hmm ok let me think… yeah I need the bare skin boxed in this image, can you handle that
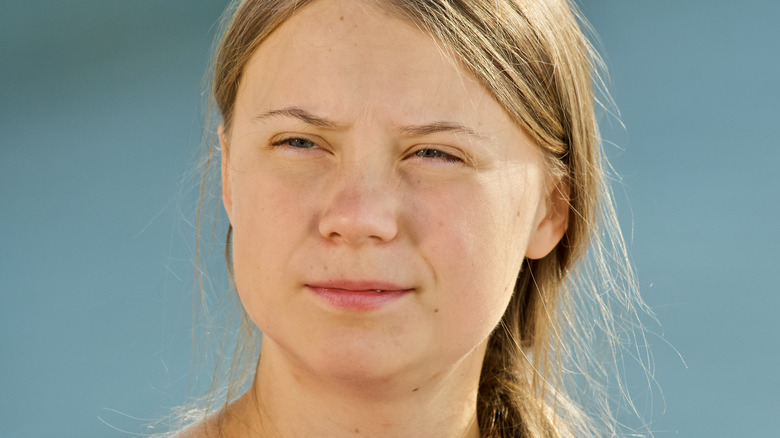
[181,0,568,437]
[185,340,484,438]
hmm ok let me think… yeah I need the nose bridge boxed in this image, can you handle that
[318,150,399,244]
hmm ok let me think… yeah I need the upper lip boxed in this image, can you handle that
[306,280,413,292]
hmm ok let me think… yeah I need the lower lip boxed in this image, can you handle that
[307,286,411,311]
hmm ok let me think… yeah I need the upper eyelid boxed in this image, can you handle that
[272,136,318,146]
[408,144,476,167]
[411,147,460,160]
[268,133,475,164]
[270,133,326,147]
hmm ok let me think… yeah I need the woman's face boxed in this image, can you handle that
[221,0,566,386]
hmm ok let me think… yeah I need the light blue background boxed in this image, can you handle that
[1,1,778,436]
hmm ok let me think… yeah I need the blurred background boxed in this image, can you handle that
[1,0,778,436]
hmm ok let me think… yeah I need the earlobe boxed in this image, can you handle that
[525,181,570,260]
[219,125,233,223]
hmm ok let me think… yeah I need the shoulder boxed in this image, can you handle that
[168,417,219,438]
[166,391,256,438]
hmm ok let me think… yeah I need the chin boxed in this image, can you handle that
[297,334,430,393]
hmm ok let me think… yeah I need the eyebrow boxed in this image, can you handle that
[253,106,488,141]
[397,121,488,142]
[254,106,343,128]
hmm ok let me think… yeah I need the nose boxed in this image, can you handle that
[317,161,399,245]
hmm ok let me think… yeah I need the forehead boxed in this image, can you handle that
[235,0,516,132]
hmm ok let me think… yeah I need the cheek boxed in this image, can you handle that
[229,171,316,328]
[416,173,537,275]
[409,179,535,342]
[231,159,323,250]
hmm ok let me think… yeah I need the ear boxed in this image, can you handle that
[219,125,234,224]
[525,180,569,260]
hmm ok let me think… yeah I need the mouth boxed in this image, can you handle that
[305,281,413,311]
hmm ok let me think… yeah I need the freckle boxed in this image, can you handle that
[434,308,439,313]
[412,387,420,392]
[438,220,443,227]
[339,16,344,21]
[354,428,359,433]
[323,265,328,271]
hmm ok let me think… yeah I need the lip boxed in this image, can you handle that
[306,280,413,311]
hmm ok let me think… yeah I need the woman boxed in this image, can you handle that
[172,0,652,436]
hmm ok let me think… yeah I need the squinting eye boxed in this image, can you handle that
[273,137,319,149]
[413,148,461,162]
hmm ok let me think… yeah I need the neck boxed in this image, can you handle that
[226,338,485,438]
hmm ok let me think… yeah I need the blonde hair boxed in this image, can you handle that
[176,0,655,436]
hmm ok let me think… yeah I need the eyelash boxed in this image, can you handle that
[271,136,320,150]
[270,136,463,165]
[411,148,462,163]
